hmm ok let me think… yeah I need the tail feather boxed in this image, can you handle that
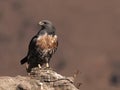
[20,56,28,65]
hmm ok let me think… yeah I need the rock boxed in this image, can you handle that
[0,68,79,90]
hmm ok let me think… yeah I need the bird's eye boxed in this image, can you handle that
[43,22,47,24]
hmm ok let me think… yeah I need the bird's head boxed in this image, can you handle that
[38,20,56,35]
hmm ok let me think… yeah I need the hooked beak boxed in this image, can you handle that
[38,21,44,26]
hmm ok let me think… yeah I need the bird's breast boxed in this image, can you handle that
[36,34,58,51]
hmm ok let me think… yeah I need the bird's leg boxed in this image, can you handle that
[25,63,29,69]
[38,64,42,68]
[45,61,50,73]
[46,58,50,68]
[25,63,31,76]
[46,62,49,68]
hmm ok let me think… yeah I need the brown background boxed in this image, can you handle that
[0,0,120,90]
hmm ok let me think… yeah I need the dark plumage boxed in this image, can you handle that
[20,20,58,73]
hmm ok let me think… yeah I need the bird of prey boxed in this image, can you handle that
[20,20,58,73]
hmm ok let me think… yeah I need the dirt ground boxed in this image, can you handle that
[0,0,120,90]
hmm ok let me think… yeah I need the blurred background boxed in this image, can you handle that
[0,0,120,90]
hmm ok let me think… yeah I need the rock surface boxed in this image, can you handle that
[0,68,79,90]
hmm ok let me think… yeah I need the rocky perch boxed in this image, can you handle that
[0,68,80,90]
